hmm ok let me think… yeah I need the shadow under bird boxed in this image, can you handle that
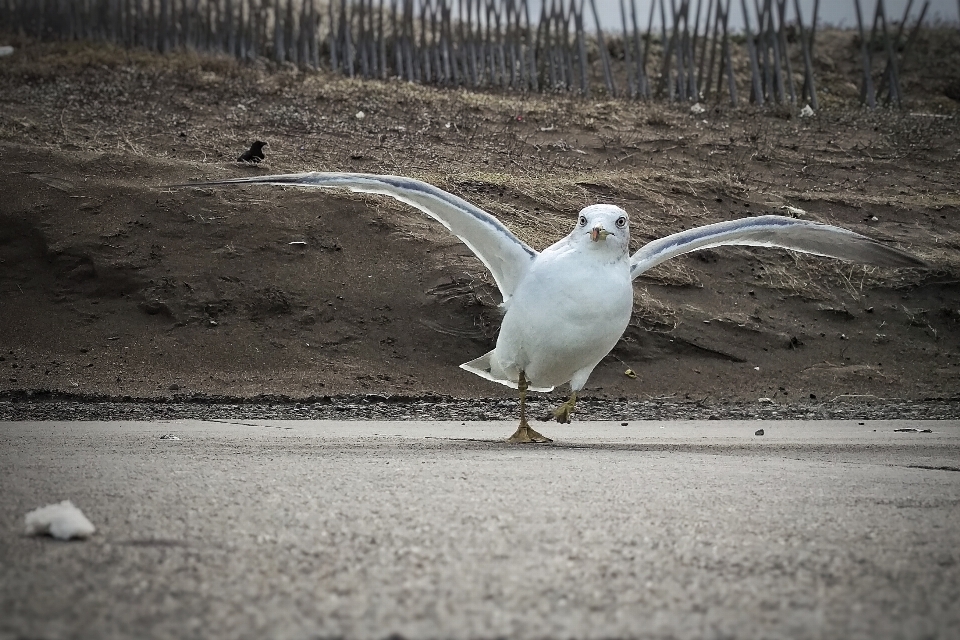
[174,172,927,443]
[237,140,268,163]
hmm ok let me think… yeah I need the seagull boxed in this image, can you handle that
[175,172,926,443]
[237,140,268,163]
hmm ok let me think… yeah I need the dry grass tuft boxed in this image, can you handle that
[632,288,680,330]
[638,262,704,288]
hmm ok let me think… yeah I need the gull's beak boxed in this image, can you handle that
[590,226,611,242]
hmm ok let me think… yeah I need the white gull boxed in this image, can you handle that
[178,173,926,443]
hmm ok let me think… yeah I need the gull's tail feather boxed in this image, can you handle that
[459,351,555,392]
[630,215,928,280]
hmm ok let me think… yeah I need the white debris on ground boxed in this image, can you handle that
[799,104,815,118]
[690,102,706,115]
[0,46,14,57]
[25,500,96,540]
[780,204,807,217]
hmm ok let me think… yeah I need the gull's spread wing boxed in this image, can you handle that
[175,172,537,301]
[630,215,926,279]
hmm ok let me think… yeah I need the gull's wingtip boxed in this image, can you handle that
[164,180,205,189]
[889,252,930,270]
[848,238,930,270]
[163,172,324,190]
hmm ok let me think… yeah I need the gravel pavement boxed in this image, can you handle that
[2,395,959,421]
[2,419,959,640]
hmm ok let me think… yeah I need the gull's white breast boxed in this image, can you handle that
[491,242,634,389]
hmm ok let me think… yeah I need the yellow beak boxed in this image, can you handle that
[590,227,611,242]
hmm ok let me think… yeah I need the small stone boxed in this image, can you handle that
[139,300,170,316]
[755,429,765,436]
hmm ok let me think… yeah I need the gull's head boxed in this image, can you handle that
[573,204,630,254]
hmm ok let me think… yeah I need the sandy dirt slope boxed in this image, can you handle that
[0,35,959,405]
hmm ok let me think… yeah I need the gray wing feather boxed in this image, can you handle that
[630,215,926,279]
[176,172,537,301]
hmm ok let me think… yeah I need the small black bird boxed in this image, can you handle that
[238,140,268,163]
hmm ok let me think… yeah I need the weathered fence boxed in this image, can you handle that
[0,0,935,107]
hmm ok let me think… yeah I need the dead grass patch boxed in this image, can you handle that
[632,288,680,330]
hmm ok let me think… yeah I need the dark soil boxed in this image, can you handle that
[1,32,959,418]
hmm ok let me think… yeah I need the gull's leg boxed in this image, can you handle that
[542,365,593,423]
[507,371,552,444]
[549,391,578,424]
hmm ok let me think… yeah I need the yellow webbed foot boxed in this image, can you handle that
[507,421,553,444]
[547,392,578,424]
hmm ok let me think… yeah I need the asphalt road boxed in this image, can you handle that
[2,419,959,640]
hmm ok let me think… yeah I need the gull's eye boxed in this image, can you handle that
[616,216,626,228]
[579,215,587,226]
